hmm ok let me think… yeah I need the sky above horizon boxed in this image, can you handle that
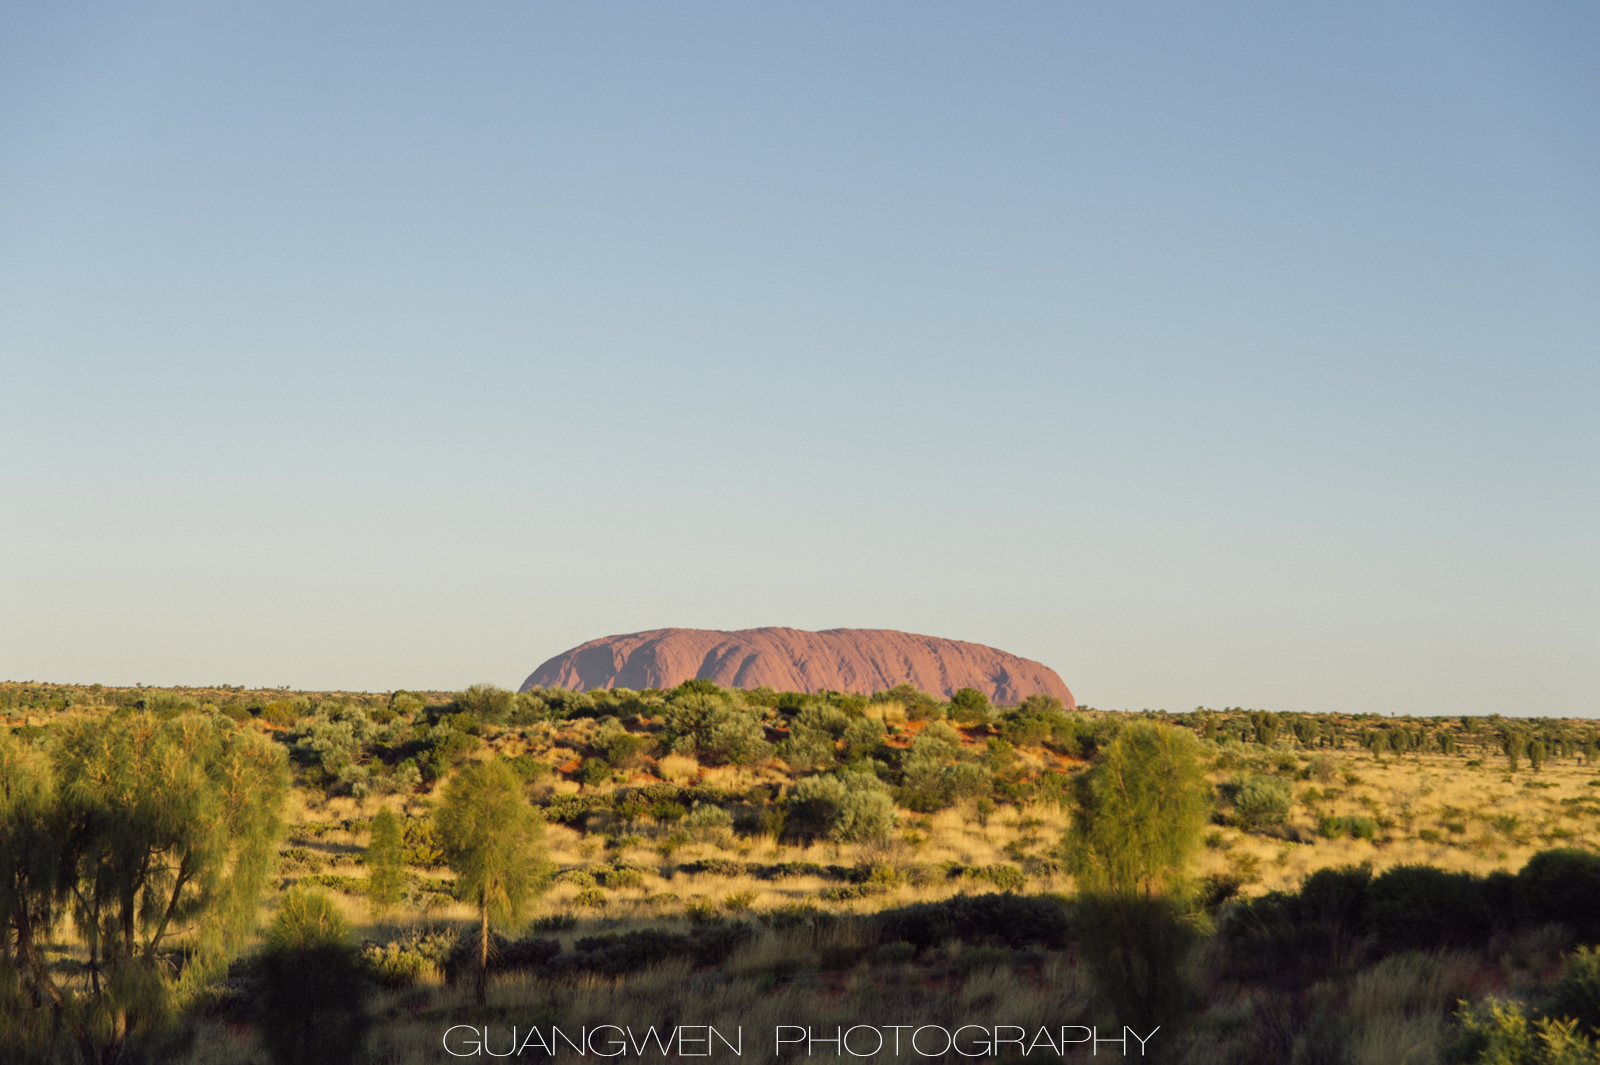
[2,3,1595,715]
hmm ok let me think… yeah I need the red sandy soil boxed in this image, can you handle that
[522,628,1074,708]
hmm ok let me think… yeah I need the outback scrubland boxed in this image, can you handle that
[3,678,1600,1065]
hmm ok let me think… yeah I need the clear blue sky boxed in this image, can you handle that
[2,3,1595,715]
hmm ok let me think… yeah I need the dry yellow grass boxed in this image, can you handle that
[658,753,700,783]
[1197,746,1598,895]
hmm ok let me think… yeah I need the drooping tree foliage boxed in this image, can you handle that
[0,712,288,1065]
[436,758,550,1004]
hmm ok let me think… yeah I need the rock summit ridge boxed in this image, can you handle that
[520,627,1073,708]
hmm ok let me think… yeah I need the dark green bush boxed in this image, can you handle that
[877,893,1070,950]
[948,688,990,725]
[1366,864,1491,950]
[442,933,562,985]
[1296,864,1372,932]
[531,914,578,933]
[560,922,753,975]
[508,755,552,783]
[1518,849,1600,938]
[1075,894,1198,1029]
[603,733,649,768]
[257,891,371,1065]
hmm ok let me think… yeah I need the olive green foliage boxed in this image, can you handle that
[264,887,351,952]
[778,724,837,771]
[658,689,771,766]
[1066,722,1209,897]
[455,683,515,725]
[365,808,405,916]
[1320,814,1379,840]
[1065,723,1210,1036]
[422,715,482,782]
[436,759,551,1003]
[389,691,425,717]
[682,801,735,843]
[289,701,386,796]
[779,701,868,771]
[600,730,649,769]
[1231,774,1293,829]
[841,715,886,761]
[1451,998,1600,1064]
[0,713,288,1065]
[789,770,896,843]
[871,683,944,720]
[897,722,988,812]
[258,889,371,1065]
[1549,946,1600,1039]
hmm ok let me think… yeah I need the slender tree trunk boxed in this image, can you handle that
[477,905,489,1005]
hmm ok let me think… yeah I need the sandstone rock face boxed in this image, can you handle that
[520,627,1074,708]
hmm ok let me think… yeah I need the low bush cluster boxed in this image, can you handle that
[1221,848,1600,983]
[874,892,1072,950]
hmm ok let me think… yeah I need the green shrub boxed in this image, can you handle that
[1319,815,1378,841]
[778,726,838,771]
[791,771,897,843]
[603,733,649,769]
[361,929,456,988]
[454,684,515,724]
[1518,849,1600,939]
[1450,998,1600,1065]
[651,800,687,823]
[532,913,578,933]
[577,757,612,785]
[948,688,991,726]
[1366,864,1491,951]
[841,717,887,761]
[1548,945,1600,1037]
[683,801,734,842]
[560,923,753,975]
[257,891,371,1065]
[393,816,442,867]
[878,893,1071,950]
[366,807,405,915]
[1233,774,1292,829]
[508,755,553,783]
[554,868,595,888]
[601,867,644,890]
[722,890,757,913]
